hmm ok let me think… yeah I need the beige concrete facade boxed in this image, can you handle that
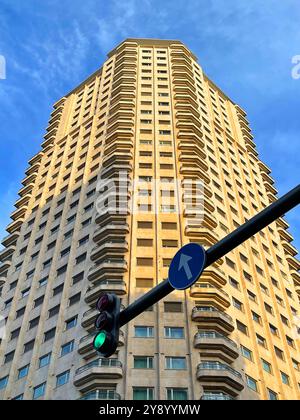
[0,38,300,400]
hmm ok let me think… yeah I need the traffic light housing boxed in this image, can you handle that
[93,293,120,358]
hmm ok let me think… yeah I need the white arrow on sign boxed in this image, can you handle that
[178,253,193,280]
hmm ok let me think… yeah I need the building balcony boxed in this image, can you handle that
[196,362,244,397]
[21,171,38,186]
[88,260,128,282]
[79,330,125,358]
[93,223,130,243]
[85,280,127,304]
[192,306,234,334]
[258,160,271,174]
[190,284,231,310]
[185,228,218,247]
[81,308,98,331]
[201,392,235,401]
[264,181,277,195]
[291,270,300,286]
[0,245,16,262]
[11,206,27,221]
[15,193,32,208]
[6,218,24,234]
[286,256,300,271]
[41,135,55,149]
[267,191,277,203]
[194,331,239,364]
[278,227,293,242]
[101,162,133,179]
[0,276,6,286]
[175,103,200,119]
[1,232,19,248]
[74,358,123,391]
[0,259,11,276]
[91,240,129,262]
[102,151,133,169]
[282,241,298,257]
[79,390,121,400]
[18,183,35,197]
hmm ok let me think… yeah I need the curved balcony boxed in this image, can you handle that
[282,241,298,257]
[278,227,293,242]
[91,240,129,261]
[79,390,121,400]
[85,280,127,304]
[25,162,41,176]
[15,193,31,208]
[88,260,128,282]
[81,308,98,331]
[18,182,35,197]
[22,171,38,186]
[0,245,16,262]
[184,212,217,231]
[190,283,231,310]
[11,206,28,221]
[93,223,130,243]
[194,331,239,364]
[291,270,300,285]
[74,358,123,391]
[6,218,24,234]
[197,362,244,397]
[201,392,235,401]
[2,232,19,248]
[0,276,6,286]
[287,256,300,271]
[101,162,133,179]
[191,307,234,335]
[0,259,11,276]
[102,151,133,169]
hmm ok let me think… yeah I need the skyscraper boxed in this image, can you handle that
[0,38,299,400]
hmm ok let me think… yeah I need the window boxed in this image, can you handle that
[16,307,26,319]
[167,388,188,400]
[57,263,68,275]
[53,284,64,296]
[11,328,21,340]
[134,326,154,338]
[39,353,51,368]
[18,365,29,379]
[246,375,258,392]
[166,357,186,370]
[264,303,273,315]
[241,345,253,361]
[252,311,261,324]
[164,302,182,313]
[274,346,284,361]
[136,258,153,267]
[0,376,8,390]
[237,321,248,335]
[229,277,239,289]
[4,351,15,363]
[44,328,56,342]
[261,359,272,374]
[33,383,46,399]
[133,387,154,400]
[268,389,278,400]
[72,272,84,285]
[66,316,77,330]
[136,278,153,288]
[281,372,290,386]
[286,335,295,348]
[34,296,44,308]
[69,292,81,306]
[61,341,74,357]
[49,305,60,318]
[56,370,70,387]
[164,327,184,339]
[24,339,35,353]
[256,334,267,348]
[12,394,23,400]
[133,356,154,369]
[39,277,48,287]
[233,298,243,311]
[29,316,40,330]
[76,253,86,264]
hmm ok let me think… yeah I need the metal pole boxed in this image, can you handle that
[119,184,300,327]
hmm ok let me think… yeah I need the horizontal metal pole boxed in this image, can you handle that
[119,184,300,327]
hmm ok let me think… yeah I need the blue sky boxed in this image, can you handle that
[0,0,299,251]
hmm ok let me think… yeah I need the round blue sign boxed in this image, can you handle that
[168,243,206,290]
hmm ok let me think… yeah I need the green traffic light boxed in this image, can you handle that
[93,331,107,350]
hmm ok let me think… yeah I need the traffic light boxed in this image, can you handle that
[93,292,120,358]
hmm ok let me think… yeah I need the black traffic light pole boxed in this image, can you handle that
[119,184,300,328]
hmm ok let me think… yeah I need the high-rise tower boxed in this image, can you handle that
[0,39,299,400]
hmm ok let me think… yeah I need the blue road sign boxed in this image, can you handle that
[168,243,206,290]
